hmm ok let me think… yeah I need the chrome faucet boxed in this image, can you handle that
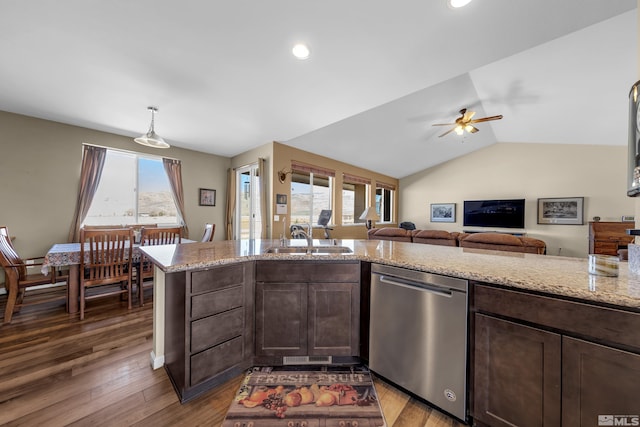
[306,223,313,247]
[290,223,313,247]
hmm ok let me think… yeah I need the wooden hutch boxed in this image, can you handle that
[588,221,635,256]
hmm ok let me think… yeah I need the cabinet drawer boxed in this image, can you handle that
[190,336,243,386]
[191,263,246,294]
[593,241,619,255]
[256,260,359,283]
[474,284,640,351]
[191,307,244,353]
[191,285,243,320]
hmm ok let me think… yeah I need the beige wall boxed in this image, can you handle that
[0,110,230,261]
[272,142,399,240]
[399,143,635,258]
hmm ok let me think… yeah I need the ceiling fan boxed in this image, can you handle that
[432,108,503,137]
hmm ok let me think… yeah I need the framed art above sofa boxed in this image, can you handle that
[431,203,456,223]
[537,197,584,225]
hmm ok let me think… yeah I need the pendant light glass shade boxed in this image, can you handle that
[134,106,170,148]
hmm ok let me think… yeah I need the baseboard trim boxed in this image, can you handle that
[150,351,164,370]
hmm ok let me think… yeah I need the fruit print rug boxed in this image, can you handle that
[222,365,386,426]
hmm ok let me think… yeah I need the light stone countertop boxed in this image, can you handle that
[139,239,640,310]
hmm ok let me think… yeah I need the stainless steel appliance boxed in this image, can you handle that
[369,263,468,421]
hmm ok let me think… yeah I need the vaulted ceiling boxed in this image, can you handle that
[0,1,636,178]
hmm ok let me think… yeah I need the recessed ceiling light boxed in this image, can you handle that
[292,43,310,60]
[448,0,472,8]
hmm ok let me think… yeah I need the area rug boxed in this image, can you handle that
[222,366,386,426]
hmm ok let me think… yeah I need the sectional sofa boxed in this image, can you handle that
[367,227,546,255]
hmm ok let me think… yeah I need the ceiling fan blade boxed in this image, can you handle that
[438,127,456,137]
[470,114,503,123]
[462,110,476,122]
[432,122,456,126]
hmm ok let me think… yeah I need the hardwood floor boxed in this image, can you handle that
[0,288,467,426]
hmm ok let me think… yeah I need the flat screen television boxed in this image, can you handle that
[463,199,525,229]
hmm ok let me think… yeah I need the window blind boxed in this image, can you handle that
[343,173,371,185]
[376,181,396,191]
[290,161,335,178]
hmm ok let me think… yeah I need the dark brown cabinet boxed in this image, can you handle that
[562,337,640,427]
[164,261,254,402]
[472,283,640,427]
[255,260,360,362]
[474,314,561,427]
[255,282,307,356]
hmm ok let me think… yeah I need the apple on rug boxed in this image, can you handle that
[221,365,386,426]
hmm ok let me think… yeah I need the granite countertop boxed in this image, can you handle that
[139,239,640,310]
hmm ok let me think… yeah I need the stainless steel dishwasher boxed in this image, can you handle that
[369,263,468,421]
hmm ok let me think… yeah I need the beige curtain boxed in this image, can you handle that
[258,158,268,238]
[163,158,189,238]
[225,168,236,239]
[67,145,107,242]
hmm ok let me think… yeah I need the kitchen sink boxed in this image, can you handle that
[264,246,353,255]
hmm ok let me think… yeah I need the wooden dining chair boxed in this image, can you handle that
[201,223,215,242]
[79,228,133,320]
[82,225,124,230]
[0,226,10,242]
[127,224,158,243]
[0,234,67,324]
[137,227,182,306]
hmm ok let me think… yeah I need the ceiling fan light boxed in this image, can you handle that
[464,125,474,133]
[448,0,472,8]
[455,125,464,135]
[134,106,170,149]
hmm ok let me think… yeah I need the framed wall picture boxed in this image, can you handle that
[430,203,456,223]
[199,188,216,206]
[537,197,584,225]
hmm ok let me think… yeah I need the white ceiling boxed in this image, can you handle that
[0,1,637,178]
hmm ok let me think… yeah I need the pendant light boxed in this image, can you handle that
[134,106,170,148]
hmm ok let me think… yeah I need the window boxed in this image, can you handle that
[291,171,333,227]
[236,163,262,240]
[84,150,179,226]
[376,183,395,223]
[342,173,370,225]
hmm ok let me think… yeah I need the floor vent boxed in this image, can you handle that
[282,355,332,365]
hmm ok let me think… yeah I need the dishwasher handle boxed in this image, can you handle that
[378,275,454,298]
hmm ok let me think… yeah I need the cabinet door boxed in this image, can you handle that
[255,282,307,356]
[473,314,561,427]
[308,282,360,356]
[562,337,640,427]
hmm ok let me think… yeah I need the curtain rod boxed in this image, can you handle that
[82,142,181,161]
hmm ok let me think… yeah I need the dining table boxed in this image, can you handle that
[42,239,195,314]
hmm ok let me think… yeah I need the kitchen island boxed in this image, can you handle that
[140,239,640,424]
